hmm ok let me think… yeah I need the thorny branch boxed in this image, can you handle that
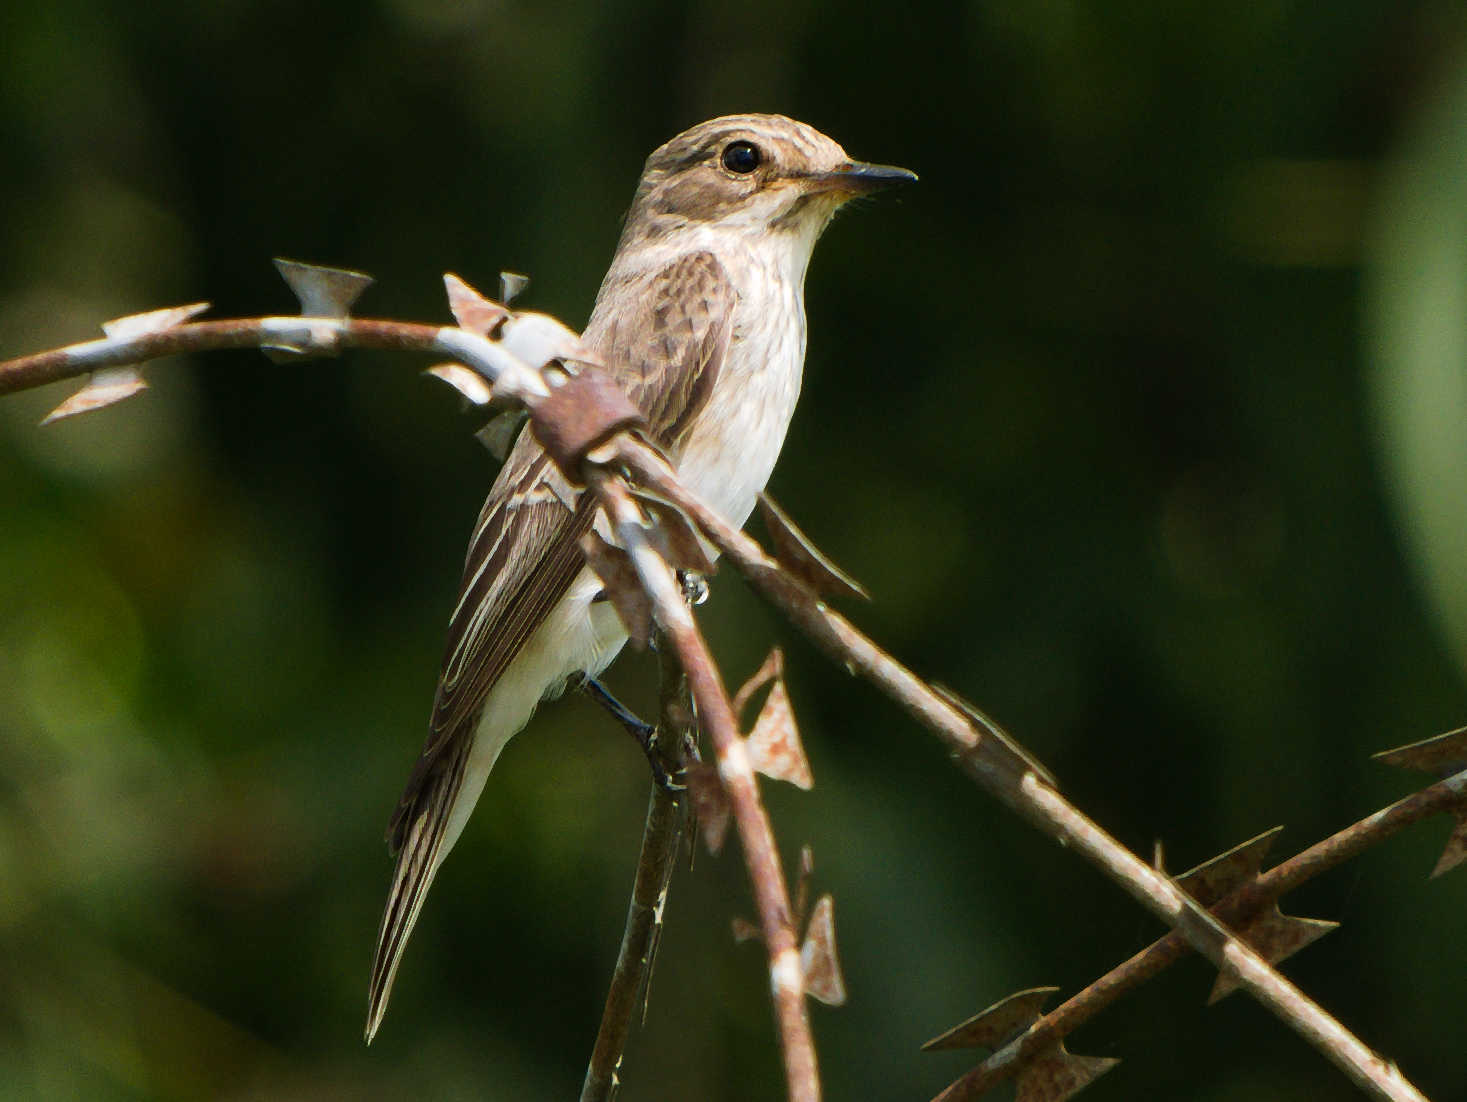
[605,436,1437,1102]
[1,262,1459,1102]
[0,268,824,1102]
[580,643,695,1102]
[592,472,821,1102]
[929,756,1467,1101]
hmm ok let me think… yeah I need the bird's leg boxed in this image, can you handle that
[579,675,685,793]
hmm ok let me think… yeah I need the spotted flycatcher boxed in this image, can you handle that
[366,113,915,1039]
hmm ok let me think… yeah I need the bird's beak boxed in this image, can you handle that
[811,161,918,195]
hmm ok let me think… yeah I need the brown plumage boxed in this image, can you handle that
[366,114,914,1041]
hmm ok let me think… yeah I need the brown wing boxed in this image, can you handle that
[384,250,736,849]
[382,444,593,854]
[613,250,737,451]
[366,250,736,1040]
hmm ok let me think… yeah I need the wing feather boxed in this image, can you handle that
[366,250,737,1039]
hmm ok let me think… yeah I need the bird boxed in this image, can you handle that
[366,113,915,1040]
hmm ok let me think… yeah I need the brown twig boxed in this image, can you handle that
[0,286,809,1094]
[933,764,1467,1099]
[0,315,563,411]
[580,645,695,1102]
[591,472,820,1102]
[3,277,1445,1102]
[1,280,820,1097]
[610,436,1431,1102]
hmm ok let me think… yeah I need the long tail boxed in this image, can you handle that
[364,737,472,1043]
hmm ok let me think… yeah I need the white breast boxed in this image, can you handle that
[673,244,808,528]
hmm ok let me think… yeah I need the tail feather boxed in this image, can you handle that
[365,738,470,1043]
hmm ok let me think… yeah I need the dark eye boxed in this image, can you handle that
[721,141,761,174]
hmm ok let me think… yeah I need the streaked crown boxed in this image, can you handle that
[617,114,915,248]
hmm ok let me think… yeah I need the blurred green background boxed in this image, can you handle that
[3,1,1467,1099]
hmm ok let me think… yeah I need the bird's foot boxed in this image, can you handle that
[579,675,686,793]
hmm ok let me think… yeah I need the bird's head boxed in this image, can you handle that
[618,114,916,256]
